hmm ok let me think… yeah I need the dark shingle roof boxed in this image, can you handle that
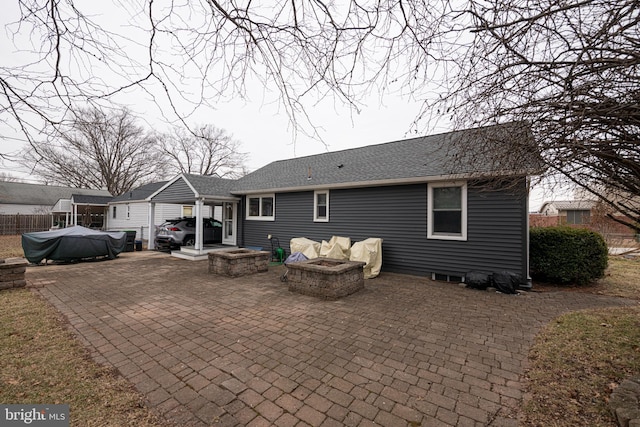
[232,122,541,193]
[71,194,113,205]
[0,182,111,205]
[111,181,168,202]
[182,174,238,198]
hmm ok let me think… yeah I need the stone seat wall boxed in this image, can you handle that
[0,258,29,290]
[208,249,270,277]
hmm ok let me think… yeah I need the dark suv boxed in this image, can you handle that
[154,217,222,250]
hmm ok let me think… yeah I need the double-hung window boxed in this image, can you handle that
[427,182,467,240]
[314,190,329,222]
[246,194,275,220]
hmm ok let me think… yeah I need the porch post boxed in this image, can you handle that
[147,202,156,250]
[195,198,204,250]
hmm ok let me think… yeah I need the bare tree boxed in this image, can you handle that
[159,124,247,178]
[2,1,639,227]
[22,107,166,195]
[421,0,640,230]
[1,0,448,142]
[0,172,24,182]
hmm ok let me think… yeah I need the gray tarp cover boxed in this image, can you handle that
[22,226,127,264]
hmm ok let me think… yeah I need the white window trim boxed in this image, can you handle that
[427,181,468,241]
[246,194,275,221]
[313,190,329,222]
[126,204,130,220]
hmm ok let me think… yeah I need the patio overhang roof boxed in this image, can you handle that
[147,174,240,204]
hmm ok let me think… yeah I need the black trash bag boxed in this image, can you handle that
[491,271,520,294]
[508,272,527,290]
[465,271,491,290]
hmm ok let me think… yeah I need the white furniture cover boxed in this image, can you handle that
[349,238,383,279]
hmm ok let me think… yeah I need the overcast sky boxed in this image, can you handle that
[0,1,565,210]
[0,1,439,169]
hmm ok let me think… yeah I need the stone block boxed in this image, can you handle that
[286,258,365,299]
[0,258,28,291]
[208,249,270,277]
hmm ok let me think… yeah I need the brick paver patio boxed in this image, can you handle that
[27,252,636,426]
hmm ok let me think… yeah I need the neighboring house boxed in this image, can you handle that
[533,199,638,239]
[0,181,112,231]
[106,181,215,241]
[68,194,113,227]
[0,181,111,215]
[149,122,541,285]
[538,200,597,225]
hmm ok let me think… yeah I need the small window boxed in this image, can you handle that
[314,190,329,222]
[566,210,590,225]
[182,205,193,217]
[126,204,130,220]
[428,182,467,241]
[112,206,117,219]
[246,195,275,220]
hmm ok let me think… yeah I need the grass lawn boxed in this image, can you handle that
[1,235,166,426]
[0,235,24,258]
[0,289,168,426]
[521,306,640,426]
[1,234,639,425]
[521,255,640,426]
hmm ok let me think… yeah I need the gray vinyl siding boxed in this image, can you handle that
[240,179,529,278]
[151,179,194,203]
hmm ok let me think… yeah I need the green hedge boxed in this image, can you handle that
[530,227,608,285]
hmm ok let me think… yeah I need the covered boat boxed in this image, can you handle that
[22,226,127,264]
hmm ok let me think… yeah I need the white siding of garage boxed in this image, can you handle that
[106,202,212,241]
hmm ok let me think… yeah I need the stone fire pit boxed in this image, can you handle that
[286,258,366,299]
[208,249,270,277]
